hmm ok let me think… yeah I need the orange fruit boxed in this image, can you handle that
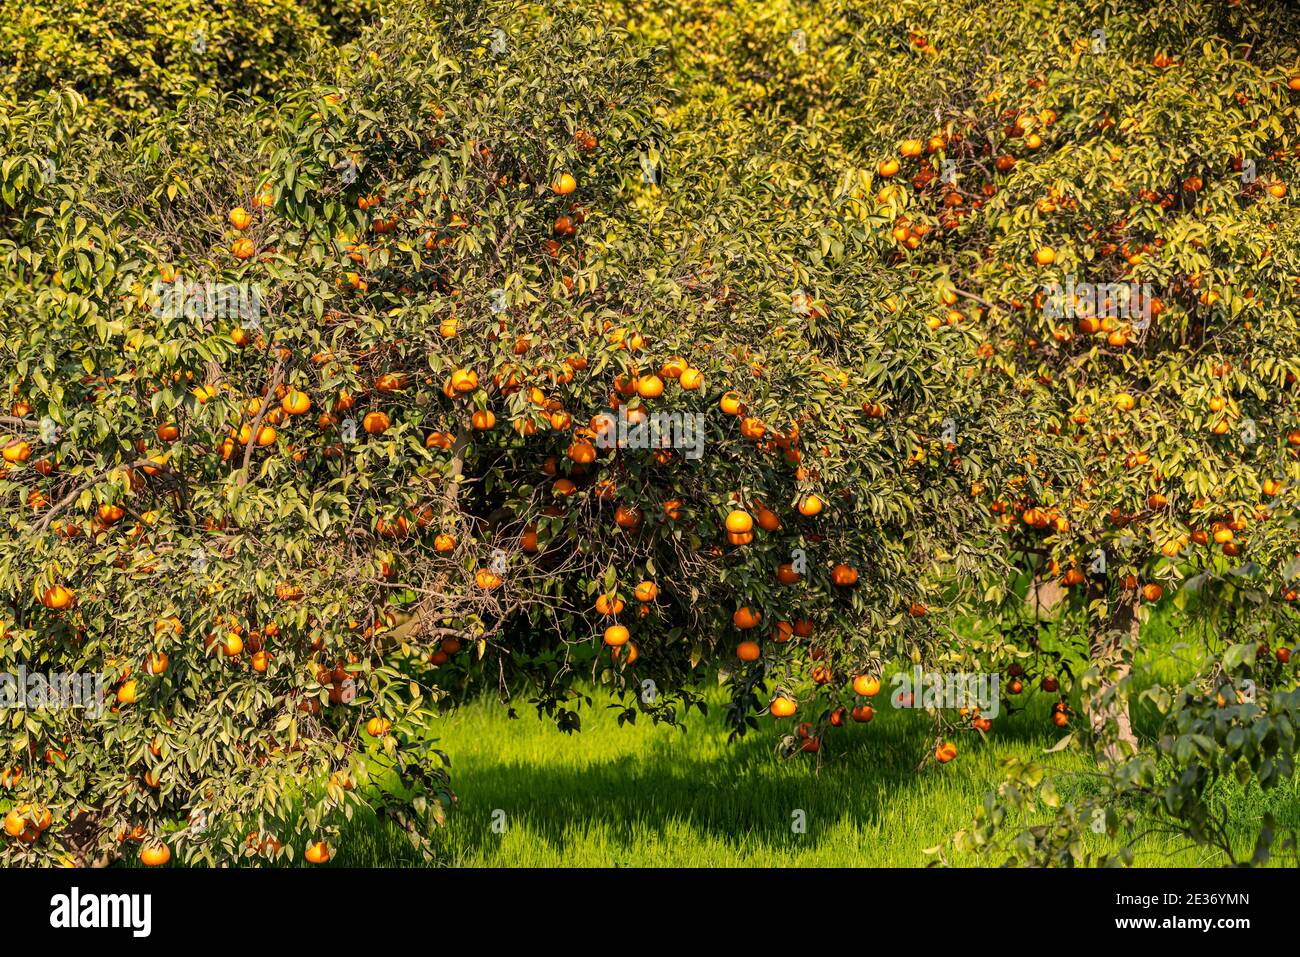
[603,624,630,647]
[41,585,75,610]
[633,581,658,602]
[140,842,171,866]
[362,411,390,434]
[304,841,331,864]
[551,172,577,195]
[797,494,824,517]
[770,696,797,718]
[229,207,252,230]
[725,510,753,534]
[852,674,880,697]
[732,607,762,629]
[736,640,761,662]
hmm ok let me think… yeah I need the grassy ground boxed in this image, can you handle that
[335,624,1300,867]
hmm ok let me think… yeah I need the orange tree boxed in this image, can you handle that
[794,0,1300,755]
[0,0,994,865]
[0,0,382,124]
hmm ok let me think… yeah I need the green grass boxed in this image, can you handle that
[334,628,1300,867]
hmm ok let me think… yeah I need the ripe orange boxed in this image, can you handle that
[475,568,503,590]
[366,717,391,736]
[231,238,255,260]
[42,585,76,610]
[679,368,704,390]
[775,563,801,585]
[1141,583,1164,601]
[471,409,496,430]
[770,696,797,718]
[229,207,252,230]
[736,640,761,662]
[433,533,456,553]
[140,843,171,866]
[304,841,331,864]
[362,411,390,434]
[935,741,958,763]
[633,581,658,602]
[732,607,762,629]
[830,563,858,586]
[797,494,824,517]
[852,674,880,697]
[551,172,577,195]
[1032,246,1056,266]
[637,375,664,398]
[725,510,753,534]
[719,391,744,415]
[603,624,630,647]
[851,705,874,723]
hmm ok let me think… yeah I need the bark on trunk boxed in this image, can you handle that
[1087,593,1141,762]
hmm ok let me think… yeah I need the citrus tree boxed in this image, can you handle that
[0,0,992,865]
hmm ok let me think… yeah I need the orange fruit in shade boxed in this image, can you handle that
[633,581,658,602]
[770,696,797,718]
[755,506,782,532]
[736,640,761,661]
[851,705,874,723]
[732,607,762,629]
[775,563,801,585]
[140,842,171,866]
[471,409,496,430]
[433,533,456,553]
[475,568,503,590]
[603,624,630,647]
[1142,583,1164,601]
[595,593,625,616]
[830,563,858,586]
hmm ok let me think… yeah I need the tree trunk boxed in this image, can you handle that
[1086,593,1141,762]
